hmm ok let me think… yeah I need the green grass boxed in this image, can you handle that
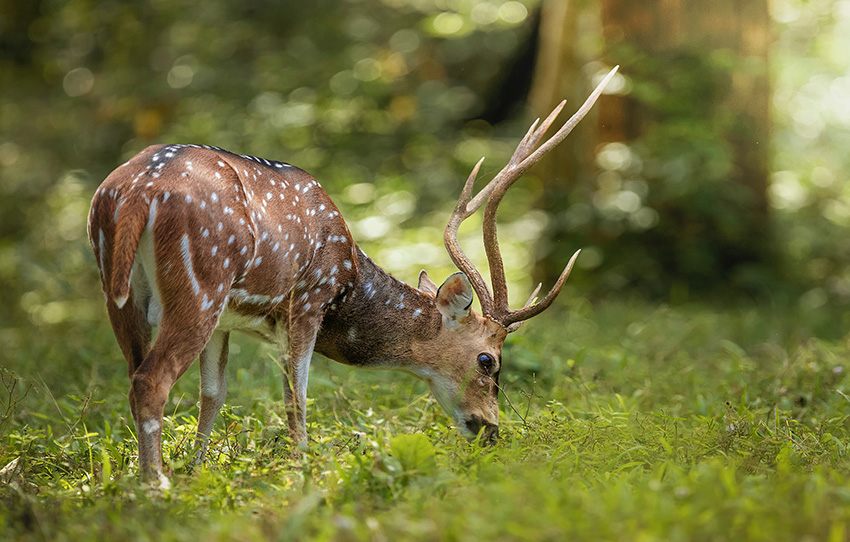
[2,297,850,541]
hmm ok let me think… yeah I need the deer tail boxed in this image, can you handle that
[109,194,151,309]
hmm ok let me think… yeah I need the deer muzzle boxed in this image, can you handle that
[465,415,499,445]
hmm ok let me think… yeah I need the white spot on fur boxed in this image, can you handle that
[230,288,271,304]
[142,419,160,434]
[180,234,201,295]
[146,197,159,230]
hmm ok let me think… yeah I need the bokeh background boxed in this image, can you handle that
[1,0,850,348]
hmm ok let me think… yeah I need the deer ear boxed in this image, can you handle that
[417,270,439,296]
[436,272,473,324]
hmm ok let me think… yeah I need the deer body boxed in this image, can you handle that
[88,67,618,487]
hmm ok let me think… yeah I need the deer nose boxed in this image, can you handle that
[465,416,499,445]
[481,423,499,445]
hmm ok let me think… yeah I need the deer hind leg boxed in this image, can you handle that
[97,221,152,422]
[106,295,152,424]
[193,330,230,466]
[278,316,319,448]
[131,234,236,487]
[131,310,224,488]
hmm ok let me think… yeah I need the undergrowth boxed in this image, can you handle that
[2,298,850,541]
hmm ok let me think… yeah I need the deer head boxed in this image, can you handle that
[408,66,620,443]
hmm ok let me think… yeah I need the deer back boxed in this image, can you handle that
[89,144,357,327]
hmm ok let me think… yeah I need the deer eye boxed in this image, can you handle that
[477,353,495,374]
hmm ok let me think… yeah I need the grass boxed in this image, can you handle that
[2,296,850,541]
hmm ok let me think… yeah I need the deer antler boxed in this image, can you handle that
[444,66,619,329]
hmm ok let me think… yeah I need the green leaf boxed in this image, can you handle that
[389,433,436,475]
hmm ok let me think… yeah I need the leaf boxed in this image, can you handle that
[389,433,436,475]
[100,447,112,484]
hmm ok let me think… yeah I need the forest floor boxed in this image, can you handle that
[2,297,850,541]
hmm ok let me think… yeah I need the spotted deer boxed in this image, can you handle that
[87,68,618,487]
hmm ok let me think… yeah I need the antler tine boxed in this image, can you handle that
[503,249,581,326]
[525,100,566,154]
[463,99,563,215]
[512,117,542,163]
[464,118,539,215]
[504,282,543,333]
[523,282,543,308]
[456,157,485,215]
[520,66,619,174]
[444,157,495,314]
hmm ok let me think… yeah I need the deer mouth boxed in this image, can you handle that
[464,416,499,445]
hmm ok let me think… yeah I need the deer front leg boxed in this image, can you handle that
[278,317,318,449]
[193,330,230,466]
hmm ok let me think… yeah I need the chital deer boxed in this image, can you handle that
[87,67,618,488]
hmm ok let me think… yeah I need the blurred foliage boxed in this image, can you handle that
[770,0,850,313]
[596,49,772,296]
[3,298,850,539]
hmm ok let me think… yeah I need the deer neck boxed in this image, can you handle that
[315,247,441,370]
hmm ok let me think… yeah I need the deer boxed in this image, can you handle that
[87,67,618,488]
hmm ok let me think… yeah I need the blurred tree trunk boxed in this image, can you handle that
[530,0,772,295]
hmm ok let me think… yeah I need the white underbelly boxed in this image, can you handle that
[216,306,276,342]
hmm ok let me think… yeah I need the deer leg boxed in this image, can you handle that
[131,316,219,489]
[278,317,318,448]
[193,330,230,466]
[105,295,152,424]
